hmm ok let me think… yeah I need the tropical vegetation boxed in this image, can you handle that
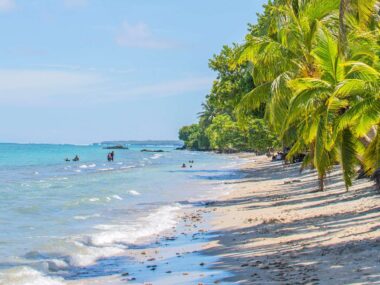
[179,0,380,191]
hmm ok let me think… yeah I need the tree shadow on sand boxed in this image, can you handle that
[196,161,380,284]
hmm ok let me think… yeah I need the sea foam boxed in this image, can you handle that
[33,205,183,269]
[87,204,181,247]
[0,267,64,285]
[128,190,140,196]
[150,154,163,160]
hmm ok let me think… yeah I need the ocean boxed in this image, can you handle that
[0,143,241,284]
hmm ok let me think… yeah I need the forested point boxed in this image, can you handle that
[179,0,380,191]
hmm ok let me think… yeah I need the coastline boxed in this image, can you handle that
[64,154,379,284]
[201,155,380,284]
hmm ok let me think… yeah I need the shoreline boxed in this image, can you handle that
[63,154,379,284]
[202,155,380,284]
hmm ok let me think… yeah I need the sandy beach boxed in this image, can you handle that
[67,154,380,285]
[201,155,380,284]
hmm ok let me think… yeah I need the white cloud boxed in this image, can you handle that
[99,76,213,104]
[0,69,212,106]
[116,21,176,49]
[63,0,88,8]
[0,69,101,104]
[0,0,15,12]
[124,77,213,98]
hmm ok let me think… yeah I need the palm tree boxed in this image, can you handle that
[235,0,380,191]
[236,0,340,190]
[286,26,379,190]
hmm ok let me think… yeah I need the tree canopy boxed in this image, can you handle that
[179,0,380,191]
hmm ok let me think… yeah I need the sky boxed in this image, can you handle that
[0,0,267,144]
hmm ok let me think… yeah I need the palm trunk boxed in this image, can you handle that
[339,0,349,58]
[318,173,325,192]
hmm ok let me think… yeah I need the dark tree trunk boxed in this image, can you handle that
[339,0,349,57]
[318,173,325,192]
[372,168,380,191]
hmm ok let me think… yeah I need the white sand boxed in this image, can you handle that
[202,155,380,284]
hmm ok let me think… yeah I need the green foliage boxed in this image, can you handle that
[243,118,280,152]
[180,0,380,192]
[236,0,380,191]
[206,115,246,152]
[180,43,273,153]
[179,124,210,150]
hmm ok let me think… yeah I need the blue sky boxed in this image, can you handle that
[0,0,266,144]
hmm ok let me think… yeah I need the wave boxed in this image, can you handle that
[79,164,96,169]
[150,154,163,160]
[64,240,126,267]
[15,204,183,272]
[128,190,140,196]
[88,198,100,202]
[74,214,101,220]
[120,165,136,169]
[98,168,114,171]
[87,204,181,248]
[112,195,123,201]
[0,267,65,285]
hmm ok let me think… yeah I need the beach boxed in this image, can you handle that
[69,154,380,285]
[1,149,379,285]
[2,1,379,284]
[202,155,380,284]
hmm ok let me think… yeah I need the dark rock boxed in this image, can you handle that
[103,145,128,150]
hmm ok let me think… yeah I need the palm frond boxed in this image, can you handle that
[312,25,343,83]
[337,97,380,136]
[357,0,379,28]
[339,129,359,189]
[362,130,380,174]
[236,83,271,117]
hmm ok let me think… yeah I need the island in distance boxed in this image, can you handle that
[97,140,183,152]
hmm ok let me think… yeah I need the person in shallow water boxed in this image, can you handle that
[182,163,186,168]
[65,158,70,162]
[73,155,80,161]
[107,151,115,162]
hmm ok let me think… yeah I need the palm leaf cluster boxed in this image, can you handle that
[237,0,380,191]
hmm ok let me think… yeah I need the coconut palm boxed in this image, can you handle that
[285,26,379,190]
[236,0,380,191]
[236,0,340,135]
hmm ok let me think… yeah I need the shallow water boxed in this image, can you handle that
[0,143,242,284]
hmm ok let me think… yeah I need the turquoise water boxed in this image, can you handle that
[0,143,239,284]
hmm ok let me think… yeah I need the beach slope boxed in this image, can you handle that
[203,155,380,284]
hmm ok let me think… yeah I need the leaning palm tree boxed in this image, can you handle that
[236,0,341,190]
[235,0,380,191]
[285,25,379,190]
[236,0,340,134]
